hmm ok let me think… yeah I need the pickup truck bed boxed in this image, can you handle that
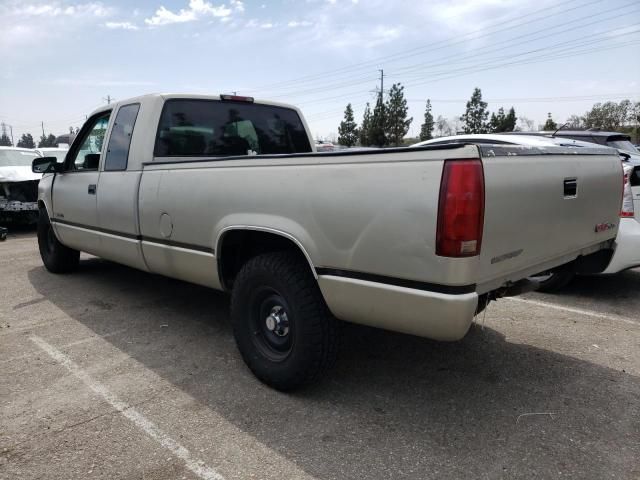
[34,93,622,390]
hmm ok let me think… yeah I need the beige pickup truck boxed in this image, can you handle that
[33,93,623,390]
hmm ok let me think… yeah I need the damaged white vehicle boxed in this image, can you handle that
[0,147,42,224]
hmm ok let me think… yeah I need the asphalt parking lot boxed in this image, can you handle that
[1,229,639,480]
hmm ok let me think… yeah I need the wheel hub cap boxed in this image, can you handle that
[265,306,289,337]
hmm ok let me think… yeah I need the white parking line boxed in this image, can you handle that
[1,328,130,365]
[505,297,639,327]
[30,335,225,480]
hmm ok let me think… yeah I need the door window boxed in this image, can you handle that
[104,104,140,171]
[68,112,111,171]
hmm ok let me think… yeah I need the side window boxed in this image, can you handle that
[104,104,140,171]
[68,113,111,171]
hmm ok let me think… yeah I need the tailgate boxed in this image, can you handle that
[476,145,621,290]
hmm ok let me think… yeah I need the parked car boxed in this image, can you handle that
[413,134,640,291]
[315,140,335,152]
[33,94,623,390]
[502,129,638,154]
[0,146,42,224]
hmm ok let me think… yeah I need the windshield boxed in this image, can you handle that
[0,150,40,167]
[607,140,638,153]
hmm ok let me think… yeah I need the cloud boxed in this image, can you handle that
[230,0,244,13]
[1,1,113,48]
[287,20,313,28]
[12,1,110,18]
[144,0,238,26]
[245,19,275,29]
[105,21,138,30]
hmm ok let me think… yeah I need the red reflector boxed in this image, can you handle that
[220,94,254,103]
[436,159,485,257]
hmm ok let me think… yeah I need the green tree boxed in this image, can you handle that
[338,103,359,147]
[489,108,505,133]
[583,100,634,130]
[503,107,517,132]
[489,106,518,133]
[0,124,11,146]
[385,83,412,146]
[543,113,558,131]
[38,133,57,148]
[419,99,434,141]
[369,96,387,147]
[460,87,489,134]
[359,103,372,146]
[17,133,36,148]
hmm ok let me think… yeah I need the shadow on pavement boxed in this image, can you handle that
[527,268,640,320]
[28,258,640,480]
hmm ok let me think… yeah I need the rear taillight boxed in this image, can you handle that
[621,165,635,218]
[436,159,485,257]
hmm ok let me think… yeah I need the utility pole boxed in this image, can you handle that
[378,69,384,103]
[103,95,113,105]
[41,121,45,137]
[9,125,13,146]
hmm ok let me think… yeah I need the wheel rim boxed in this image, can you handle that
[250,287,293,362]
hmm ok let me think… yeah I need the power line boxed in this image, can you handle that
[245,0,605,93]
[293,26,639,109]
[267,6,639,101]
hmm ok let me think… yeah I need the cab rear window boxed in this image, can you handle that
[154,99,312,157]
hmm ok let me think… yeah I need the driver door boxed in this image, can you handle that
[52,111,111,255]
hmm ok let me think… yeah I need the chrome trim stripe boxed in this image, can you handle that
[50,218,214,253]
[315,267,476,295]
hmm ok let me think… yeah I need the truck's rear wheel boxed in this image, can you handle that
[37,210,80,273]
[231,252,338,391]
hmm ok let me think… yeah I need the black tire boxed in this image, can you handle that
[531,270,575,293]
[37,209,80,273]
[231,252,338,391]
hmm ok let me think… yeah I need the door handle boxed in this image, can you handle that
[88,184,97,195]
[563,178,577,198]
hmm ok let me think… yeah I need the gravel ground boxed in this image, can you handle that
[1,229,639,480]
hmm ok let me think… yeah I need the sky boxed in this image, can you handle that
[1,0,639,143]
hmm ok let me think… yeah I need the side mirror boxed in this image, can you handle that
[32,157,62,174]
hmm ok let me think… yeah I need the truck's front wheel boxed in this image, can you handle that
[231,252,338,391]
[37,210,80,273]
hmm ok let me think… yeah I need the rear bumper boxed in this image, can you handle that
[602,218,640,274]
[318,275,478,341]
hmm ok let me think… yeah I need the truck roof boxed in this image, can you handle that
[87,93,302,118]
